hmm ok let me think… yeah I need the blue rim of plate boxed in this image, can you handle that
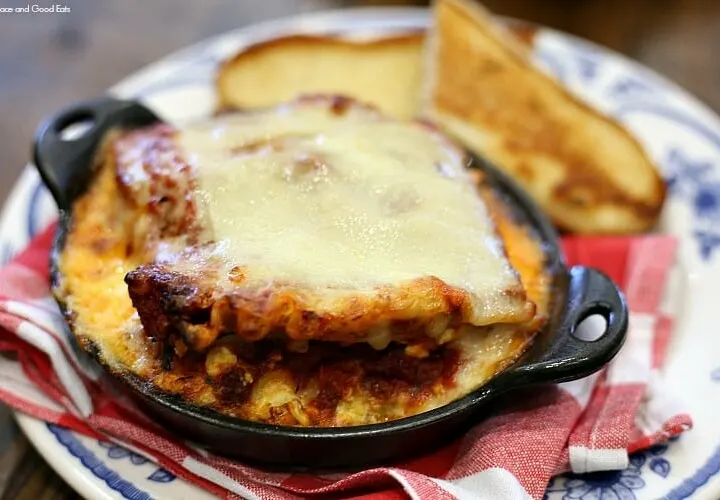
[47,424,154,500]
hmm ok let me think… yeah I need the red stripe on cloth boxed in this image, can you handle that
[0,340,18,350]
[652,315,674,369]
[283,469,397,495]
[627,414,693,455]
[18,351,68,406]
[0,321,80,413]
[0,305,102,391]
[0,388,67,423]
[277,440,462,495]
[88,413,193,463]
[56,414,106,440]
[561,236,631,284]
[624,237,677,313]
[0,332,106,441]
[91,397,162,431]
[567,381,609,450]
[394,439,463,478]
[663,414,693,436]
[0,328,65,406]
[445,387,582,499]
[577,383,645,451]
[282,468,441,498]
[0,312,22,333]
[565,237,676,470]
[345,490,409,500]
[0,265,50,302]
[16,312,101,386]
[391,469,455,500]
[280,475,340,491]
[0,222,56,302]
[16,336,61,384]
[9,222,56,276]
[202,461,299,500]
[199,454,292,488]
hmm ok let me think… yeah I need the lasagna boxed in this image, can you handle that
[56,96,552,426]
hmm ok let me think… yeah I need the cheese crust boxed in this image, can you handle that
[57,151,551,426]
[113,97,535,353]
[55,97,552,426]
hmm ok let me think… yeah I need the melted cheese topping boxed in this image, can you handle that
[177,103,519,298]
[59,144,551,426]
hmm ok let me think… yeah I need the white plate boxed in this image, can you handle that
[3,7,720,500]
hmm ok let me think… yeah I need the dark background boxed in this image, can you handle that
[1,0,719,497]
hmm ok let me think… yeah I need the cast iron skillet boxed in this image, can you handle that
[33,96,628,470]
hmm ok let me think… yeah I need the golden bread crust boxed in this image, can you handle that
[422,0,666,234]
[216,33,425,119]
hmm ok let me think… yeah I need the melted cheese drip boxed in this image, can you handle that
[177,104,516,292]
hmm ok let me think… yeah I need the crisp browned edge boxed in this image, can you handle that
[54,170,550,427]
[121,96,536,350]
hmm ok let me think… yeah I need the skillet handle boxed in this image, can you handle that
[33,96,160,211]
[505,266,628,386]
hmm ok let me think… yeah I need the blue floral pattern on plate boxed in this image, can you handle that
[609,76,656,98]
[47,424,153,500]
[547,442,675,499]
[147,468,177,483]
[97,441,176,483]
[555,468,644,500]
[99,441,149,465]
[665,148,720,260]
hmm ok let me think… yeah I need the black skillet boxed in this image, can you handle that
[33,96,628,470]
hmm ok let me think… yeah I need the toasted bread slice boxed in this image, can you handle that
[422,0,666,233]
[216,34,424,119]
[215,25,536,119]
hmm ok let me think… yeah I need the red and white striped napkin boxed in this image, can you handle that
[0,222,692,500]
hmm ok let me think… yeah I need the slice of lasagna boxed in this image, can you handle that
[116,96,535,355]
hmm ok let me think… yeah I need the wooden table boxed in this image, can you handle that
[1,0,719,497]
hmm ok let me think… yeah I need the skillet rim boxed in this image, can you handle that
[38,96,625,447]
